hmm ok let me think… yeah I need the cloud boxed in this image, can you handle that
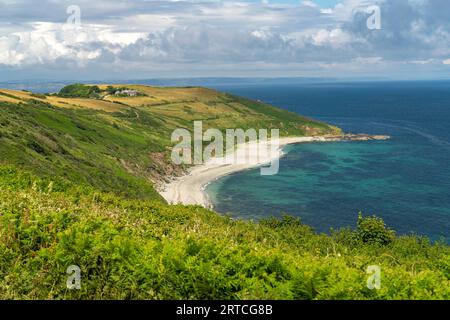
[443,59,450,65]
[0,0,449,79]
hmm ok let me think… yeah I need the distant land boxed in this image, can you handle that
[0,78,343,94]
[4,78,450,94]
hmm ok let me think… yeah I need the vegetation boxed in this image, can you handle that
[355,213,396,246]
[0,85,340,197]
[0,85,448,300]
[0,170,448,300]
[30,93,47,99]
[58,84,101,98]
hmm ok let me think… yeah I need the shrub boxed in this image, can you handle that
[356,213,396,246]
[58,84,101,98]
[30,93,47,99]
[106,86,117,94]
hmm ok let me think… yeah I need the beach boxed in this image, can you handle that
[159,134,389,208]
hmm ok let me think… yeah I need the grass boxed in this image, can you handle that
[0,85,448,300]
[0,166,448,299]
[0,86,340,199]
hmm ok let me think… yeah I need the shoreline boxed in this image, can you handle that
[159,134,390,208]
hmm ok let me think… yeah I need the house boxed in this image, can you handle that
[115,89,139,97]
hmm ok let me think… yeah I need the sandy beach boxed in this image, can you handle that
[159,134,389,208]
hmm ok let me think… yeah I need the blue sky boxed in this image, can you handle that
[242,0,340,5]
[273,0,340,6]
[0,0,449,80]
[315,0,340,6]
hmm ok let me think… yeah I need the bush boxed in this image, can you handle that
[30,93,47,99]
[58,84,101,98]
[356,213,396,246]
[0,179,448,299]
[106,86,117,94]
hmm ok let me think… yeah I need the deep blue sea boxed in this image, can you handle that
[207,81,450,242]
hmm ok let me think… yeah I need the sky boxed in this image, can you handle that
[0,0,449,81]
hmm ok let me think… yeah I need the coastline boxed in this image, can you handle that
[159,134,390,208]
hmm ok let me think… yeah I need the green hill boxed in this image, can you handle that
[0,84,340,198]
[0,85,448,299]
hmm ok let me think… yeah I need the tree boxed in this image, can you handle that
[356,213,396,246]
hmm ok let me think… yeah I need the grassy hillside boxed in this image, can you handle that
[0,166,448,299]
[0,85,340,197]
[0,85,448,299]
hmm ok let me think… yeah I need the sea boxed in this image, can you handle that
[207,81,450,242]
[3,79,449,241]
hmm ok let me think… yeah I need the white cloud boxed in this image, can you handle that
[327,0,385,21]
[443,59,450,65]
[0,20,148,66]
[302,1,317,8]
[410,59,436,65]
[312,28,353,47]
[0,0,449,79]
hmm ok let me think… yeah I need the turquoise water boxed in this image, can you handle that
[207,81,450,241]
